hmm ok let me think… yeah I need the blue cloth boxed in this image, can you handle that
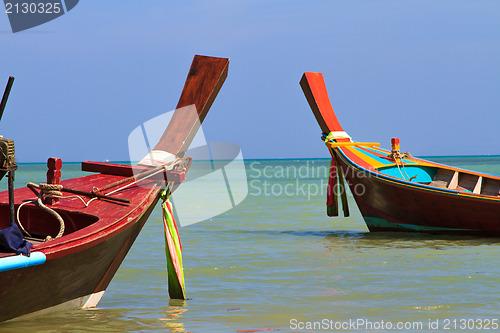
[0,223,32,255]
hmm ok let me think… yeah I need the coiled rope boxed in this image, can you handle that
[19,182,66,240]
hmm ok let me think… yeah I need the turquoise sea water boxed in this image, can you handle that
[1,157,500,332]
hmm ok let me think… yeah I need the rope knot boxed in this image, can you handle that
[38,183,63,198]
[24,182,65,239]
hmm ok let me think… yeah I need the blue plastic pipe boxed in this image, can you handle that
[0,251,46,273]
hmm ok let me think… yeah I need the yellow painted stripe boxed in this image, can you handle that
[326,141,380,148]
[342,146,386,169]
[360,145,438,168]
[367,146,388,153]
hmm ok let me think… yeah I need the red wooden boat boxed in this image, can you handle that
[301,72,500,236]
[0,55,229,322]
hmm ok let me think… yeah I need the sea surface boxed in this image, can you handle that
[1,157,500,332]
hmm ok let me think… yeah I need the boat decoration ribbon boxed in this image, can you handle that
[325,132,350,218]
[327,153,350,217]
[160,188,186,300]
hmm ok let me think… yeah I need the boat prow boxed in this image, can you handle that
[301,71,500,236]
[0,55,229,322]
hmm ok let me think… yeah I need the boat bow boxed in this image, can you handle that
[0,55,230,321]
[301,70,500,235]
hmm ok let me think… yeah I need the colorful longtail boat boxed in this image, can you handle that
[301,72,500,236]
[0,55,229,322]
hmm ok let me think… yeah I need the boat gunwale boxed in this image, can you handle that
[334,146,500,203]
[2,173,163,258]
[341,144,500,181]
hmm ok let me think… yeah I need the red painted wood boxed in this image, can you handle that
[302,69,500,235]
[81,161,185,183]
[82,161,152,177]
[0,171,162,321]
[0,55,229,321]
[334,150,500,235]
[46,157,62,205]
[300,72,345,135]
[338,147,376,171]
[356,146,394,162]
[153,55,229,156]
[326,156,338,216]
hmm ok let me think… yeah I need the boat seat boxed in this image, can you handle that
[455,185,472,193]
[429,180,473,193]
[428,180,448,188]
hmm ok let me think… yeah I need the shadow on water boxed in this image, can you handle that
[0,308,143,333]
[226,228,500,249]
[0,299,193,333]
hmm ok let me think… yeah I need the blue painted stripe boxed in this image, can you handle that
[333,146,500,202]
[378,165,436,182]
[357,146,416,165]
[0,251,46,273]
[334,148,461,195]
[349,146,393,166]
[364,217,474,232]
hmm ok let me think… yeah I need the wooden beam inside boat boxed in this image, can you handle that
[448,171,459,190]
[473,176,483,194]
[81,161,185,183]
[82,161,151,177]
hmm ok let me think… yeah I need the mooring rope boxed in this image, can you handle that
[21,182,66,240]
[96,157,190,196]
[16,157,191,242]
[16,201,32,237]
[394,158,408,181]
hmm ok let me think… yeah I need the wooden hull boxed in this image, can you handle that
[335,150,500,236]
[300,71,500,236]
[0,172,161,322]
[0,54,229,322]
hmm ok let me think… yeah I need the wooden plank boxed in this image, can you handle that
[448,171,459,189]
[473,176,482,194]
[300,72,346,137]
[459,173,479,192]
[153,55,229,156]
[481,178,500,196]
[82,161,151,177]
[81,161,185,183]
[432,168,454,187]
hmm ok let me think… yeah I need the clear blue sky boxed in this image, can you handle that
[1,1,499,162]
